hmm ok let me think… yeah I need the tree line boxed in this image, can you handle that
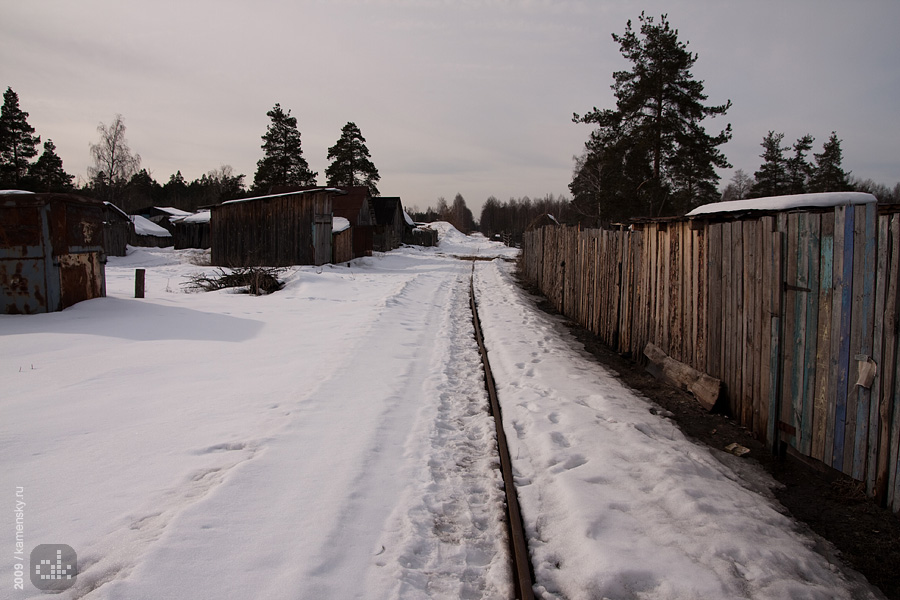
[570,12,899,227]
[721,131,900,203]
[0,88,381,214]
[407,193,575,247]
[408,193,476,233]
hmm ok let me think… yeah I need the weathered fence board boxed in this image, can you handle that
[522,202,900,511]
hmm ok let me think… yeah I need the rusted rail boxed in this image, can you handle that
[469,265,535,600]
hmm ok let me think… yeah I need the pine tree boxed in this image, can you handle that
[253,103,316,192]
[751,131,790,197]
[0,87,41,188]
[325,122,380,196]
[809,132,851,193]
[29,139,74,192]
[786,134,814,195]
[573,13,731,219]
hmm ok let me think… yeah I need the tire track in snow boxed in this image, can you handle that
[368,269,513,599]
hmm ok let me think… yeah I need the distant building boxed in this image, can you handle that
[102,202,134,257]
[370,196,410,251]
[129,215,173,248]
[173,211,211,250]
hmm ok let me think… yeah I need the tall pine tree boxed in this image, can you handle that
[786,134,815,195]
[253,103,317,193]
[809,132,851,192]
[29,139,74,192]
[0,87,41,188]
[573,13,731,220]
[751,131,790,197]
[325,122,380,196]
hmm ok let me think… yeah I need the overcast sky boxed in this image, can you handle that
[2,0,898,213]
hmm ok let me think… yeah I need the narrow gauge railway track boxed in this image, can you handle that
[469,265,536,600]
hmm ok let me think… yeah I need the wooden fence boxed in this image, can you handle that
[521,203,900,511]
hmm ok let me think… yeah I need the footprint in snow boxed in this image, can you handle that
[550,431,571,448]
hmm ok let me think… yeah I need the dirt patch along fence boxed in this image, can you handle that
[521,203,900,511]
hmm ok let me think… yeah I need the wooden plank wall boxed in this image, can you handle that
[210,192,333,267]
[521,205,900,511]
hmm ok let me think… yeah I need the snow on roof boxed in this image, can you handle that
[220,188,345,206]
[180,211,211,224]
[332,216,350,233]
[686,192,876,217]
[0,190,36,195]
[155,206,192,217]
[131,215,172,237]
[403,210,415,226]
[103,201,131,221]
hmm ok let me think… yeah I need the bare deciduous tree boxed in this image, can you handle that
[88,114,141,205]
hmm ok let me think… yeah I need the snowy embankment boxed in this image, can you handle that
[474,259,882,600]
[2,233,515,600]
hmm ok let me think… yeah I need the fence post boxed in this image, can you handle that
[135,269,145,298]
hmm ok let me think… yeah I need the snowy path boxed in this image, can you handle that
[474,258,882,600]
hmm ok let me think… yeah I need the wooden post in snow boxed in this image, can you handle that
[135,269,145,298]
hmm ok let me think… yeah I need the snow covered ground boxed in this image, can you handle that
[0,224,885,599]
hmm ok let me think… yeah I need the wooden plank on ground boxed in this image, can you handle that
[644,342,723,410]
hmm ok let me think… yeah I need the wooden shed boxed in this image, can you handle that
[332,186,375,258]
[0,191,106,314]
[332,217,353,264]
[173,211,210,249]
[136,206,192,234]
[102,202,134,257]
[371,196,409,251]
[129,215,173,248]
[210,189,336,267]
[274,185,375,259]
